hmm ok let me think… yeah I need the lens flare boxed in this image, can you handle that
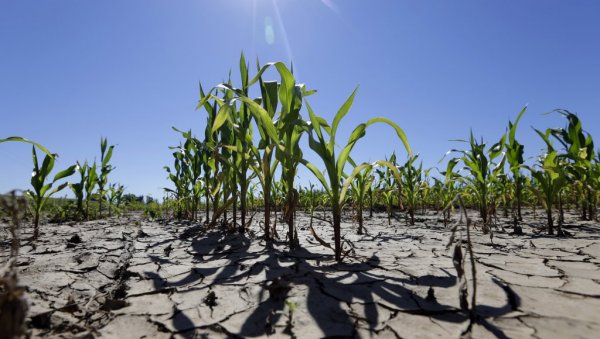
[264,16,275,45]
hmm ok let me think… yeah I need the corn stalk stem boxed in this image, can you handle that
[458,195,478,323]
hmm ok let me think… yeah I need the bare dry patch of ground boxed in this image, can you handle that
[2,209,599,338]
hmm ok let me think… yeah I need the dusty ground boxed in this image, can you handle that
[1,208,600,338]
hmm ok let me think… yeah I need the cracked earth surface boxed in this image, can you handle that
[2,209,600,338]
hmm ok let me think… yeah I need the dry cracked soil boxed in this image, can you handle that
[1,209,600,338]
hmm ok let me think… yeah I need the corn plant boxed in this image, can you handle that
[368,176,383,218]
[400,154,423,225]
[167,128,205,220]
[69,161,88,220]
[198,80,243,228]
[444,194,478,329]
[349,158,374,235]
[270,180,285,238]
[419,168,432,213]
[247,61,310,246]
[231,53,256,231]
[494,173,512,219]
[84,162,98,220]
[375,153,399,225]
[505,106,527,220]
[107,183,125,217]
[212,114,240,227]
[299,183,321,225]
[593,152,600,220]
[97,137,115,218]
[26,147,76,239]
[217,113,238,227]
[164,144,191,219]
[201,58,314,244]
[302,88,411,261]
[435,159,460,226]
[449,131,505,225]
[548,110,596,220]
[528,144,568,236]
[199,95,217,222]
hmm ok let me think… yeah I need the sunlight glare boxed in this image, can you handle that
[320,0,339,13]
[264,16,275,45]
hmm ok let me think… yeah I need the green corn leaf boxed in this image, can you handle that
[103,145,115,165]
[340,162,372,205]
[508,106,527,143]
[39,183,52,199]
[336,123,367,179]
[489,135,506,160]
[299,159,331,193]
[1,136,54,157]
[31,146,39,172]
[101,137,107,154]
[262,80,279,118]
[42,182,70,210]
[40,153,56,180]
[275,63,295,113]
[196,84,215,111]
[306,101,324,141]
[212,104,230,134]
[240,52,249,89]
[247,61,285,87]
[236,96,280,143]
[534,128,555,151]
[366,117,412,156]
[54,164,77,182]
[329,87,358,152]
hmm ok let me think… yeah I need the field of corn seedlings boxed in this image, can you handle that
[1,55,600,338]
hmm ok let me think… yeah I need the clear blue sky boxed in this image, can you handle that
[2,0,599,198]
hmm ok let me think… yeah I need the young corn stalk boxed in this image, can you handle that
[375,153,399,226]
[247,62,313,246]
[444,194,478,331]
[107,183,125,217]
[505,106,527,221]
[348,159,374,235]
[436,158,460,226]
[246,61,311,246]
[200,97,217,223]
[419,168,432,214]
[164,143,192,219]
[302,88,411,261]
[299,183,321,228]
[198,81,242,228]
[84,162,98,220]
[213,112,239,228]
[70,161,88,220]
[548,110,596,220]
[400,154,423,225]
[271,181,285,238]
[530,129,569,236]
[232,53,255,231]
[593,153,600,221]
[202,58,314,245]
[97,137,115,219]
[449,131,505,227]
[170,128,205,220]
[26,146,76,239]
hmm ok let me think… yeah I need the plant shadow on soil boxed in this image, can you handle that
[140,226,520,338]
